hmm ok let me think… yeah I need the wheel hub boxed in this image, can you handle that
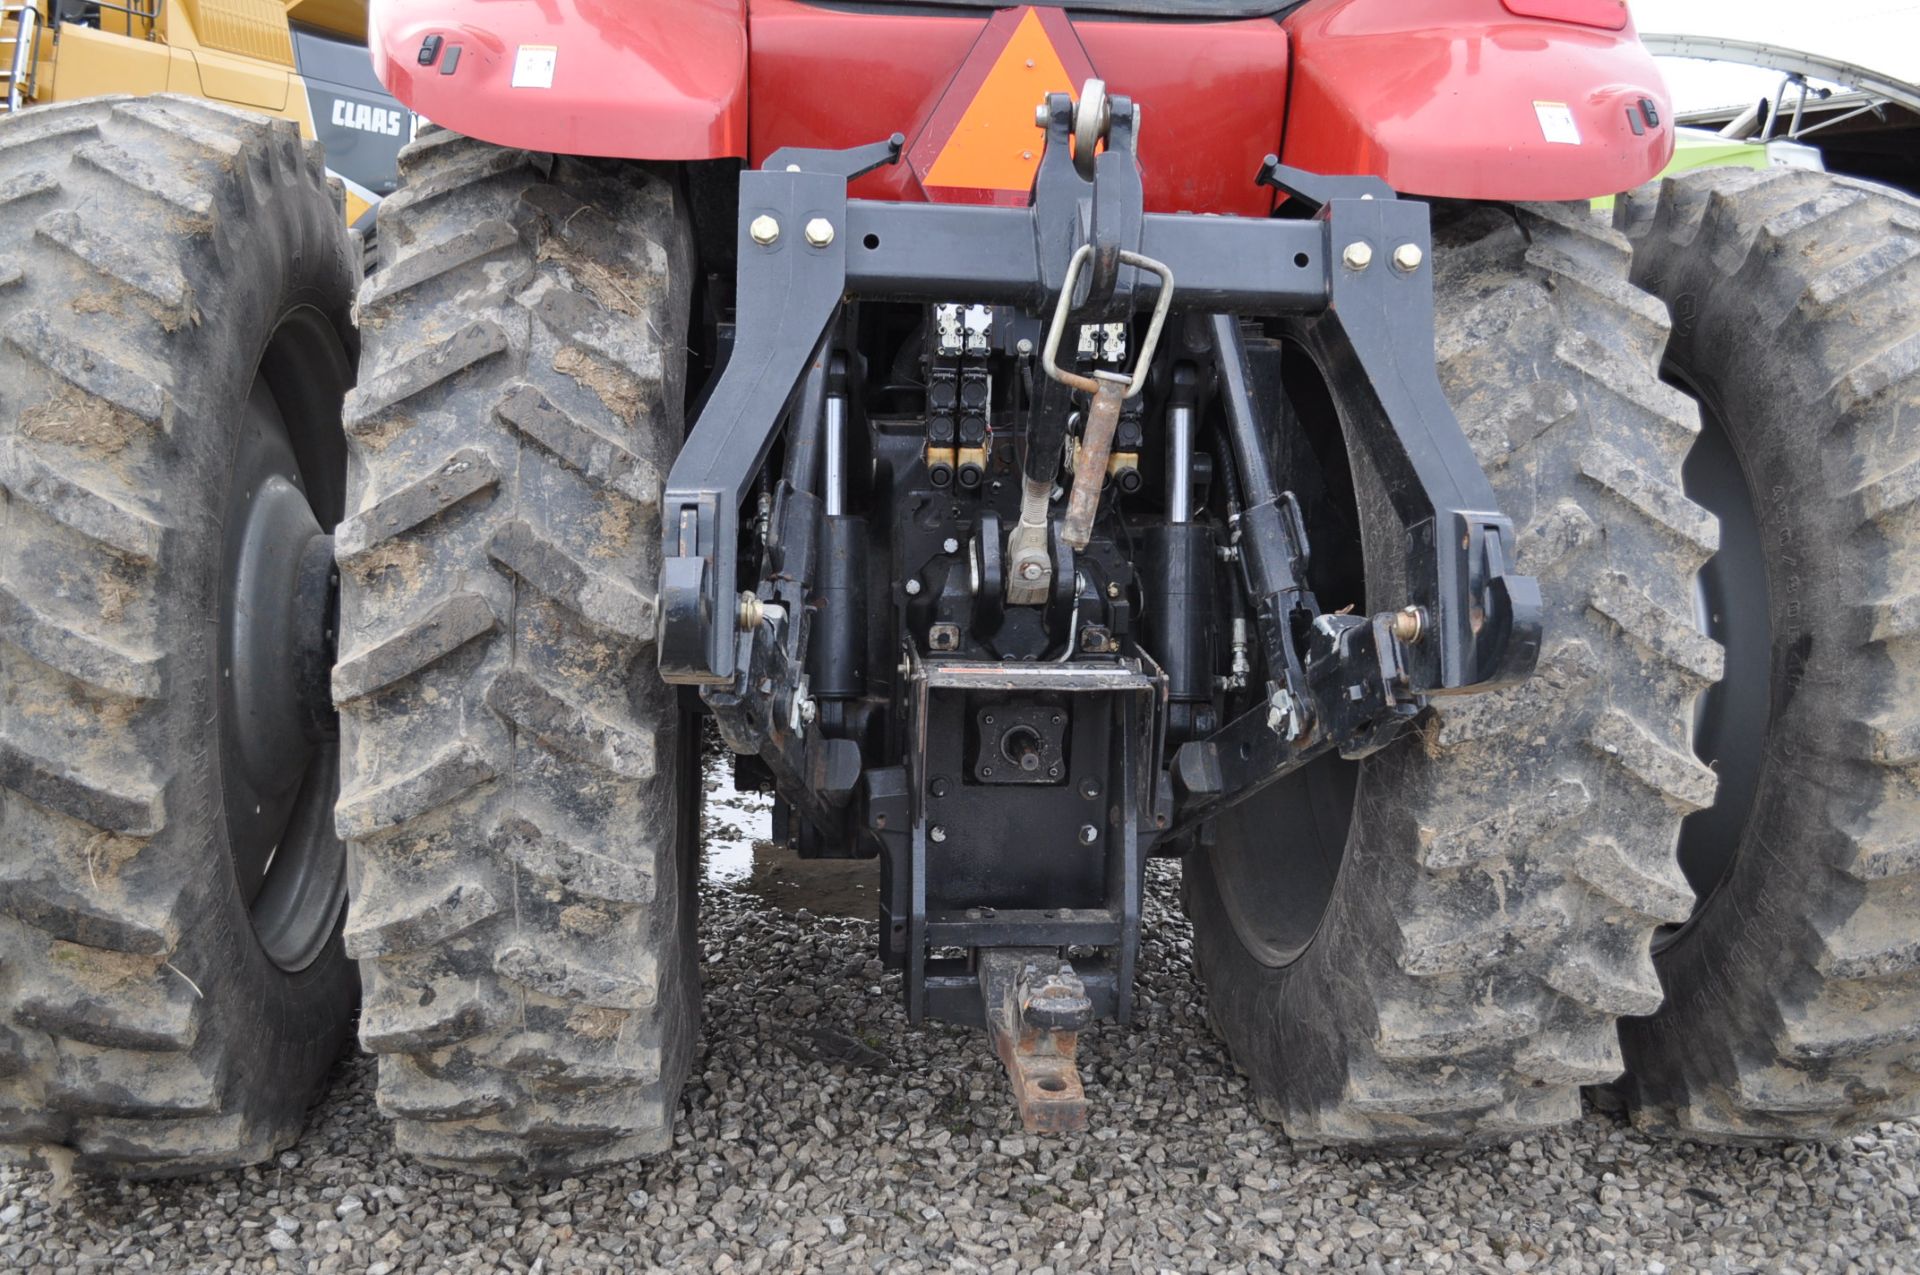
[218,382,345,972]
[1669,387,1771,941]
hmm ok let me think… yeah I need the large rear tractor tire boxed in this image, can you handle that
[1614,168,1920,1138]
[1186,203,1718,1144]
[336,132,700,1173]
[0,97,360,1175]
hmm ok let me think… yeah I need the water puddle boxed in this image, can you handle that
[700,730,767,884]
[699,725,878,919]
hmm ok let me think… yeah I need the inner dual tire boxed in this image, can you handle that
[332,134,701,1174]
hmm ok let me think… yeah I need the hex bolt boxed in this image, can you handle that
[1079,777,1101,799]
[1106,581,1121,599]
[749,214,780,246]
[1392,242,1424,273]
[1342,241,1373,271]
[1019,561,1043,581]
[905,577,922,596]
[943,537,960,554]
[804,217,835,248]
[1078,825,1098,845]
[930,825,948,843]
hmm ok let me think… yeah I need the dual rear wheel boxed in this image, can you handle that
[1191,176,1920,1144]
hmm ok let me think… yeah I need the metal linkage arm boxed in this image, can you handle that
[1288,193,1543,696]
[657,167,852,683]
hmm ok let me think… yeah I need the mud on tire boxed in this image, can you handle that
[0,96,360,1175]
[1186,202,1719,1144]
[337,132,699,1173]
[1615,168,1920,1139]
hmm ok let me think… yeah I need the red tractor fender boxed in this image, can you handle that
[368,0,1668,204]
[367,0,749,161]
[1281,0,1674,201]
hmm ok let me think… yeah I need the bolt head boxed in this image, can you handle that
[1392,242,1424,272]
[1106,582,1121,599]
[930,825,948,843]
[1392,605,1426,643]
[1078,824,1098,845]
[943,537,960,555]
[749,214,780,246]
[1019,561,1043,581]
[905,577,922,596]
[1342,241,1373,271]
[804,217,835,248]
[1035,103,1050,127]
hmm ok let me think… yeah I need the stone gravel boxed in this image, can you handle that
[3,832,1917,1270]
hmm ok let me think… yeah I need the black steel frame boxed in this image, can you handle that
[660,99,1537,695]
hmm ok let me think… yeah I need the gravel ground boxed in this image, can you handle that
[3,774,1917,1272]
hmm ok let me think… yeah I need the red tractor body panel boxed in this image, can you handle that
[367,0,749,161]
[747,0,1291,216]
[368,0,1672,206]
[1280,0,1673,201]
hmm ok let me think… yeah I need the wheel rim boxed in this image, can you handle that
[1213,756,1361,967]
[216,311,348,973]
[1667,379,1772,946]
[1207,337,1367,969]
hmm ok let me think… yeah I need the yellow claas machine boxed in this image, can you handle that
[1,0,407,227]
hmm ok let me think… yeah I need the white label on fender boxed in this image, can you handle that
[1534,101,1581,145]
[512,45,557,89]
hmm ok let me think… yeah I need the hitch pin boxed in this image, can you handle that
[1039,244,1175,553]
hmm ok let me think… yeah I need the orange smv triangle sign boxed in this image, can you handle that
[924,8,1075,195]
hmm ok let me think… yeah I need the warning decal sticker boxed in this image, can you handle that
[1533,101,1582,145]
[512,45,557,90]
